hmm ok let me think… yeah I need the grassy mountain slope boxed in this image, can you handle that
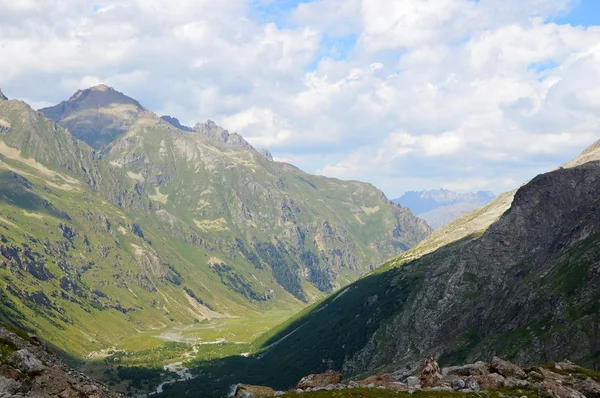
[161,139,600,397]
[0,98,294,357]
[42,85,431,301]
[0,87,430,364]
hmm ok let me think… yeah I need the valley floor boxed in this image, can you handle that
[78,310,296,395]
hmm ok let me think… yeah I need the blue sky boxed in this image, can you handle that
[552,0,600,26]
[2,0,600,198]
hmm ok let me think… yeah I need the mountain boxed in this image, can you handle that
[0,86,430,358]
[163,139,600,396]
[160,115,193,132]
[393,190,496,230]
[40,85,152,150]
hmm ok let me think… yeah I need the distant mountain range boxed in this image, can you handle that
[393,189,496,229]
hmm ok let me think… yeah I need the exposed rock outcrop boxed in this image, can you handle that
[296,370,342,390]
[0,326,120,397]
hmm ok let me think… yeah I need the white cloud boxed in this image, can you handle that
[0,0,599,198]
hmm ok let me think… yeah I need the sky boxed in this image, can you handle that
[1,0,600,198]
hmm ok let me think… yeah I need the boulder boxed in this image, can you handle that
[491,357,527,379]
[538,367,566,381]
[540,380,586,398]
[473,373,506,389]
[555,360,582,372]
[452,379,466,390]
[465,380,480,391]
[504,376,531,389]
[296,370,342,390]
[418,356,443,387]
[359,374,396,387]
[406,376,421,388]
[234,384,276,397]
[442,361,490,377]
[0,375,20,395]
[9,349,45,375]
[574,377,600,398]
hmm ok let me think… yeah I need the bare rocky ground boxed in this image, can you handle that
[0,326,121,398]
[232,357,600,398]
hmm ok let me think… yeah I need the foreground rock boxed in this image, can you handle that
[491,356,527,379]
[0,326,120,397]
[296,370,342,390]
[233,384,277,397]
[418,356,444,387]
[540,380,586,398]
[443,361,490,377]
[235,356,600,397]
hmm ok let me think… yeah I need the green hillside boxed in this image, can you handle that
[0,87,430,394]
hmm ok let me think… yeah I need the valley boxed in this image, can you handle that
[0,87,430,395]
[0,86,599,398]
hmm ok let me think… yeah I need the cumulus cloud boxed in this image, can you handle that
[0,0,598,197]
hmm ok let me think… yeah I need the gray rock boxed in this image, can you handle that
[425,386,453,392]
[9,349,45,374]
[491,357,527,379]
[452,379,466,390]
[274,392,286,397]
[406,376,421,388]
[0,375,20,395]
[466,380,480,391]
[442,361,489,377]
[574,377,600,398]
[504,377,531,389]
[540,380,586,398]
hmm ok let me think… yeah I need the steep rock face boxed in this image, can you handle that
[345,160,600,374]
[0,89,7,101]
[238,140,600,390]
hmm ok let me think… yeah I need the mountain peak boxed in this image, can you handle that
[193,120,254,151]
[40,85,148,149]
[0,88,7,101]
[65,84,142,108]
